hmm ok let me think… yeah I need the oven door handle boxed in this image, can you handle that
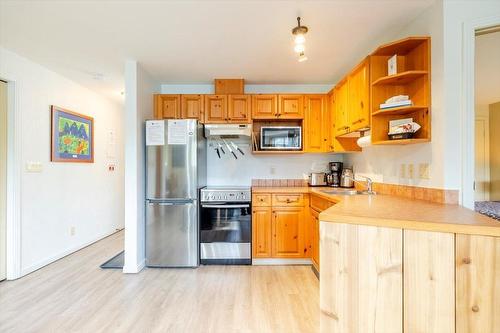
[201,204,250,209]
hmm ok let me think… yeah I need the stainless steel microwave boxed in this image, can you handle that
[260,126,302,150]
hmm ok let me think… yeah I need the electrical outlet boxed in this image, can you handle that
[419,163,430,179]
[70,226,75,236]
[270,166,276,175]
[400,164,406,178]
[408,164,414,178]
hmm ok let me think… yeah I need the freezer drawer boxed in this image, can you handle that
[146,200,198,267]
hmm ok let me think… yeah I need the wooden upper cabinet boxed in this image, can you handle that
[252,94,278,119]
[204,95,227,123]
[278,94,304,119]
[227,95,251,123]
[272,207,306,258]
[181,94,204,120]
[252,207,273,258]
[348,58,370,131]
[214,79,244,95]
[335,81,350,136]
[304,95,328,152]
[154,94,180,119]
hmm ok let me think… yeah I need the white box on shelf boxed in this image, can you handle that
[388,54,397,75]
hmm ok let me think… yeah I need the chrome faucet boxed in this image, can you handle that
[347,175,376,195]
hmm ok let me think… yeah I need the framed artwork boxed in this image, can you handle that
[51,106,94,163]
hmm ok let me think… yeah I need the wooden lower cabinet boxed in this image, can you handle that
[310,209,320,270]
[272,207,306,258]
[321,224,500,333]
[320,223,403,333]
[404,230,455,333]
[252,192,309,259]
[252,206,272,258]
[456,234,500,333]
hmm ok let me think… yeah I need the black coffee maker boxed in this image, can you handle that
[327,162,343,187]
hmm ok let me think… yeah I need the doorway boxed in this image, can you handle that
[473,28,500,220]
[0,80,7,282]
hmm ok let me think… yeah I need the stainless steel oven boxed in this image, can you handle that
[260,126,302,150]
[199,187,251,265]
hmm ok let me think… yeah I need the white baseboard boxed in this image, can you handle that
[20,229,120,278]
[252,258,312,265]
[123,258,145,274]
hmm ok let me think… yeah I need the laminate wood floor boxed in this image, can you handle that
[0,231,319,333]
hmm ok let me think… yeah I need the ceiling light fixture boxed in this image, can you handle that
[298,52,308,62]
[292,17,308,62]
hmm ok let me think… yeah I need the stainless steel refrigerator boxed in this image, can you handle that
[145,119,206,267]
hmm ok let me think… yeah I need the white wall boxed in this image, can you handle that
[207,140,342,186]
[0,47,124,277]
[123,61,158,273]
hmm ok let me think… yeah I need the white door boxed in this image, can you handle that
[0,81,6,281]
[475,118,489,202]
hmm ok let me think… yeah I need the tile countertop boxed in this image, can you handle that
[252,186,500,237]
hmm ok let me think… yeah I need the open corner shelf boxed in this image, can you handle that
[369,36,431,145]
[372,105,428,116]
[371,70,428,86]
[372,36,430,56]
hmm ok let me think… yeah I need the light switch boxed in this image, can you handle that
[26,161,43,173]
[419,163,430,179]
[408,164,414,178]
[400,164,406,178]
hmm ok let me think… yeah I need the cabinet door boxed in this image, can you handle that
[404,230,455,333]
[272,207,306,258]
[456,234,500,333]
[181,94,204,120]
[304,95,327,152]
[227,95,251,123]
[335,81,349,136]
[251,94,278,119]
[278,95,304,119]
[328,89,336,151]
[310,209,320,271]
[252,206,272,258]
[204,95,227,123]
[348,58,370,131]
[320,223,403,333]
[155,94,181,119]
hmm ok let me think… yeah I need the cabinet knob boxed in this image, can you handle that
[472,305,479,312]
[462,257,471,264]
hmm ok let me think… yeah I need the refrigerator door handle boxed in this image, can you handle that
[147,200,195,206]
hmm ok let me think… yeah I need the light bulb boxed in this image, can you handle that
[298,52,308,62]
[294,34,305,44]
[294,43,305,53]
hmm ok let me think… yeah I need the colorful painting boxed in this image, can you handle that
[51,106,94,163]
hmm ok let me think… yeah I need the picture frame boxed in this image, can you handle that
[50,105,94,163]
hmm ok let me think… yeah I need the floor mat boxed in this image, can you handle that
[475,201,500,221]
[100,251,124,269]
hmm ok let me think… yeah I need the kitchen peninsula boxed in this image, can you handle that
[316,191,500,333]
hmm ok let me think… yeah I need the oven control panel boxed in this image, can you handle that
[201,188,251,202]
